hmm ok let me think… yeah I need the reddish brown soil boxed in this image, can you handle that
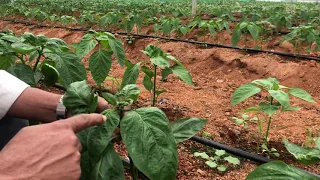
[1,20,320,179]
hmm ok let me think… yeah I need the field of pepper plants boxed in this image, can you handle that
[0,0,320,179]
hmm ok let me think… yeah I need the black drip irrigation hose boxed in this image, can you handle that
[190,136,270,164]
[2,18,320,62]
[190,136,320,178]
[51,83,320,178]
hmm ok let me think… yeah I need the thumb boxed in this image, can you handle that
[63,114,107,133]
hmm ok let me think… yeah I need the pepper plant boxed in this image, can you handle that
[53,38,206,179]
[59,15,78,26]
[0,29,86,87]
[99,12,120,29]
[269,12,293,32]
[62,80,207,180]
[112,44,194,107]
[139,44,194,106]
[231,77,315,152]
[188,18,229,42]
[71,30,126,87]
[280,25,320,54]
[246,136,320,179]
[232,21,262,48]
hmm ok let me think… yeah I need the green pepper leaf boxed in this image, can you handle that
[108,37,125,67]
[120,62,140,89]
[259,102,280,117]
[89,48,112,86]
[120,107,178,180]
[54,52,87,88]
[150,56,170,67]
[180,26,188,35]
[288,88,315,103]
[116,84,140,103]
[231,83,261,106]
[80,151,91,180]
[247,24,259,40]
[143,74,153,91]
[161,67,173,81]
[90,143,124,180]
[7,63,36,87]
[269,90,289,107]
[11,42,38,55]
[141,66,154,78]
[170,65,194,85]
[246,161,319,180]
[0,55,15,70]
[315,138,320,150]
[102,92,117,106]
[88,109,120,164]
[283,138,320,165]
[62,80,94,114]
[252,78,279,90]
[72,33,96,58]
[170,118,207,143]
[232,26,241,47]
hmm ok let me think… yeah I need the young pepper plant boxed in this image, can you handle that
[72,30,126,87]
[0,30,86,87]
[62,80,207,180]
[116,44,194,107]
[280,25,320,54]
[232,21,262,48]
[231,77,315,153]
[139,44,194,106]
[246,137,320,180]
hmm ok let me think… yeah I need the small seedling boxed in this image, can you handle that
[231,77,315,153]
[194,149,240,172]
[261,143,280,158]
[232,113,259,131]
[303,128,320,148]
[202,131,212,139]
[125,36,136,45]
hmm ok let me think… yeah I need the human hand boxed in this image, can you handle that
[96,96,110,113]
[66,96,109,118]
[0,114,106,180]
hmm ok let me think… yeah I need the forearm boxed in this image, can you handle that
[7,87,61,123]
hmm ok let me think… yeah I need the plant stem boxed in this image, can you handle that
[264,97,273,146]
[33,49,42,72]
[152,65,157,107]
[245,33,247,49]
[264,116,272,146]
[19,55,25,64]
[129,156,139,180]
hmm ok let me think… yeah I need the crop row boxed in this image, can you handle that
[1,1,320,54]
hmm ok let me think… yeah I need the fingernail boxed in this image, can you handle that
[102,115,107,122]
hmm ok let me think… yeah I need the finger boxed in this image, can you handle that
[64,114,107,133]
[77,140,82,152]
[96,97,110,113]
